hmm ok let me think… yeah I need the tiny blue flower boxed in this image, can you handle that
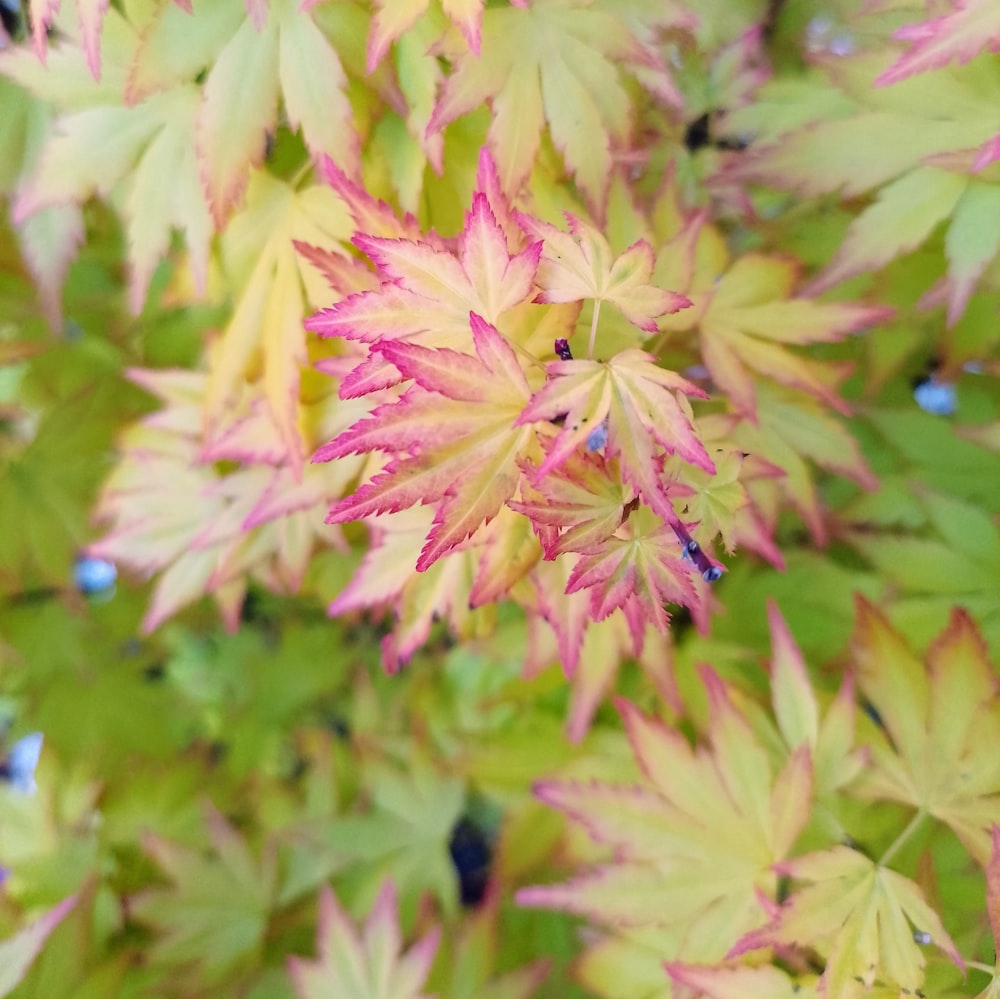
[913,379,956,416]
[586,421,608,452]
[0,732,43,794]
[73,556,117,596]
[702,566,723,583]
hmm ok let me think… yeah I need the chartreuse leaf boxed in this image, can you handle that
[133,805,277,984]
[850,598,1000,865]
[207,172,352,453]
[428,0,655,206]
[427,896,549,999]
[766,601,864,801]
[727,51,999,200]
[367,0,483,72]
[0,894,77,997]
[518,669,813,962]
[657,218,891,419]
[196,0,357,226]
[288,881,439,999]
[732,846,962,996]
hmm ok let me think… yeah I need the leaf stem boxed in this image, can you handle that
[878,810,925,868]
[966,961,995,975]
[588,299,601,359]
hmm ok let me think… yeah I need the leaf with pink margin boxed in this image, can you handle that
[321,315,534,572]
[289,880,440,999]
[665,962,815,999]
[306,185,540,396]
[767,599,819,750]
[519,213,690,333]
[875,0,1000,87]
[974,133,1000,171]
[196,15,280,227]
[520,677,814,949]
[0,894,78,997]
[731,847,963,995]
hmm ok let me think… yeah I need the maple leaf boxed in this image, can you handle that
[90,369,363,632]
[665,962,817,999]
[519,213,691,344]
[516,349,714,528]
[366,0,486,72]
[321,757,465,918]
[732,846,962,996]
[724,51,1000,322]
[510,449,635,560]
[192,0,358,225]
[288,880,440,999]
[875,0,1000,86]
[319,313,535,572]
[518,669,813,959]
[329,508,491,672]
[564,523,700,650]
[766,601,866,801]
[658,223,892,419]
[29,0,108,80]
[848,596,1000,865]
[1,21,213,314]
[307,167,542,398]
[427,0,662,207]
[206,172,353,453]
[134,804,277,984]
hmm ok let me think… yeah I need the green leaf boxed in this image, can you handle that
[134,805,277,983]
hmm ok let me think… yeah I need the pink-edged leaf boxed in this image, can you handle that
[440,0,482,54]
[665,963,809,999]
[974,133,1000,172]
[320,314,534,570]
[463,195,542,319]
[519,351,711,484]
[293,240,379,295]
[808,167,968,296]
[367,0,427,73]
[319,155,426,241]
[565,526,698,635]
[197,15,280,226]
[767,599,819,750]
[533,780,691,860]
[15,204,84,329]
[942,180,1000,325]
[278,5,357,170]
[0,894,78,996]
[519,213,689,332]
[289,880,440,999]
[876,0,1000,87]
